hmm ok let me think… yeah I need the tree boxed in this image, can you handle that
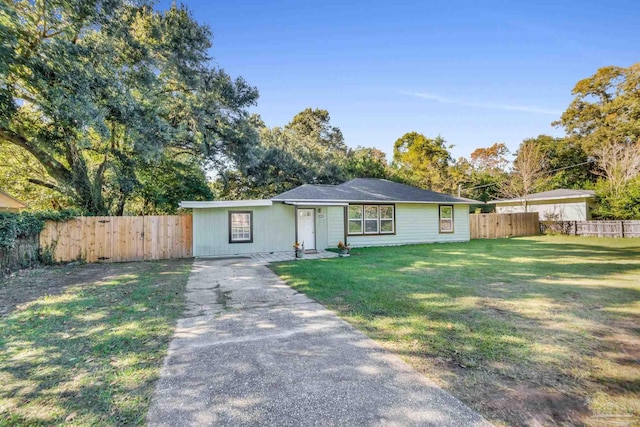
[591,141,640,219]
[500,139,546,211]
[555,63,640,152]
[0,141,73,210]
[556,63,640,218]
[344,147,389,179]
[285,108,347,154]
[454,143,510,204]
[128,154,213,215]
[216,109,349,199]
[392,132,452,192]
[0,1,258,215]
[469,143,510,173]
[525,135,595,191]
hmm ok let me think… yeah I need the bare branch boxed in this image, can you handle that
[593,140,640,195]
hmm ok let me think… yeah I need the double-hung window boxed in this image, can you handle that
[380,205,394,233]
[348,205,395,235]
[229,211,253,243]
[364,206,379,233]
[348,205,364,234]
[439,205,454,233]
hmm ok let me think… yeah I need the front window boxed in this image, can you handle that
[348,205,395,235]
[364,205,379,233]
[348,205,363,234]
[229,211,253,243]
[439,205,454,233]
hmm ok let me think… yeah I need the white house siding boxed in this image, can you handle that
[327,206,346,247]
[495,198,590,221]
[345,203,470,248]
[192,203,295,257]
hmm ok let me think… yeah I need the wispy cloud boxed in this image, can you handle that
[406,91,562,115]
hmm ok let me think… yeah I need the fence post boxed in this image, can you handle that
[621,220,624,238]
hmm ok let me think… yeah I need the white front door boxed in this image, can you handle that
[297,209,316,250]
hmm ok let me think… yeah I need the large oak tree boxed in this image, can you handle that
[0,0,257,214]
[555,63,640,218]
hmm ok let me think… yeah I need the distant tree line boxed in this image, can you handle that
[1,2,638,218]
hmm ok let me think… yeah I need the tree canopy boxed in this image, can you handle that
[216,109,349,199]
[555,63,640,152]
[0,0,258,214]
[344,147,389,179]
[555,63,640,219]
[392,132,452,192]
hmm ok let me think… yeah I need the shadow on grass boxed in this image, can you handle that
[0,260,191,426]
[271,236,640,426]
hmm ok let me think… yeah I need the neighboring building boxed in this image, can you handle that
[0,189,27,212]
[491,189,596,221]
[181,178,479,257]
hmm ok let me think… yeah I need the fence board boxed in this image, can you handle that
[40,215,192,263]
[541,220,640,238]
[470,212,539,239]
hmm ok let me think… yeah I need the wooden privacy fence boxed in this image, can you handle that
[541,220,640,238]
[470,212,540,239]
[40,215,192,263]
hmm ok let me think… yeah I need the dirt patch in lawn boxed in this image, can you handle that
[401,352,591,426]
[1,263,140,316]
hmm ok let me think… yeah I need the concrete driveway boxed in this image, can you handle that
[147,258,490,426]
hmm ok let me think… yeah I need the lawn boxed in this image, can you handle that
[0,260,192,426]
[272,236,640,426]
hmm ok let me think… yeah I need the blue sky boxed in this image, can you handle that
[158,0,639,160]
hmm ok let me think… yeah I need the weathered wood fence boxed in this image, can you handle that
[0,234,39,275]
[470,212,540,239]
[39,215,192,263]
[541,220,640,238]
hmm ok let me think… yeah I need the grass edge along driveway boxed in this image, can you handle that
[0,259,192,426]
[271,236,640,427]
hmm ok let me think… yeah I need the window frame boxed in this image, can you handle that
[439,205,454,234]
[347,204,395,236]
[228,210,253,243]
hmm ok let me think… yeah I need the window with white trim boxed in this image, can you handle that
[364,205,379,233]
[229,211,253,243]
[439,205,454,233]
[348,205,363,234]
[348,205,395,235]
[380,205,394,233]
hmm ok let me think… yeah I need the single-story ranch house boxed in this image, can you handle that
[180,178,479,257]
[491,189,596,221]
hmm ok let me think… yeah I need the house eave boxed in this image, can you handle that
[282,201,349,206]
[180,200,273,209]
[490,194,596,204]
[273,199,479,205]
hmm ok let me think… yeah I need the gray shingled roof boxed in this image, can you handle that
[271,179,480,204]
[491,189,595,204]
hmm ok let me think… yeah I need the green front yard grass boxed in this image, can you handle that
[272,236,640,426]
[0,260,192,426]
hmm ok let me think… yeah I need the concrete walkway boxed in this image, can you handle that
[147,258,490,427]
